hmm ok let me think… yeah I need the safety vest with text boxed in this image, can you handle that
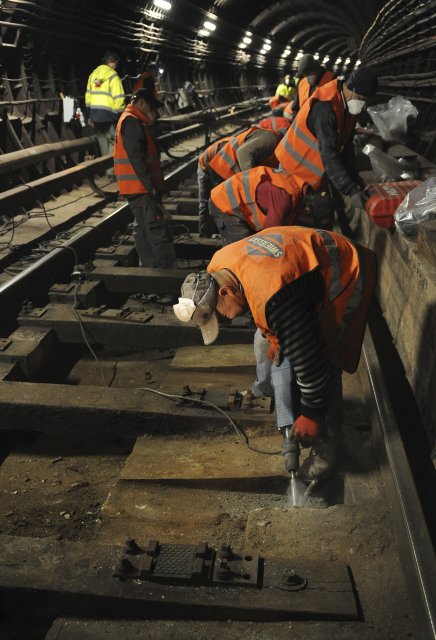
[208,226,376,373]
[276,79,356,189]
[114,105,164,196]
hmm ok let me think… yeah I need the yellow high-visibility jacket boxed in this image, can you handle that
[85,64,125,123]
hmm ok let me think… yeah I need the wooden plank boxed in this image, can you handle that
[0,178,118,264]
[87,266,192,295]
[170,344,256,372]
[0,381,274,435]
[17,306,254,349]
[169,214,198,232]
[0,534,358,621]
[120,434,283,480]
[0,156,113,216]
[174,234,221,258]
[0,137,98,174]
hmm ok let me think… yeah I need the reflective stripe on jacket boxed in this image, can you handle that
[114,105,164,196]
[293,70,336,114]
[210,166,301,231]
[257,116,291,138]
[85,64,126,122]
[275,83,295,99]
[207,226,376,372]
[198,136,232,172]
[201,127,277,181]
[276,79,356,189]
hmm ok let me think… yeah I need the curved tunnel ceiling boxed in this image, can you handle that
[0,0,385,71]
[0,0,434,106]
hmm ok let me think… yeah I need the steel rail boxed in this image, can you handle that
[0,155,198,313]
[362,328,436,640]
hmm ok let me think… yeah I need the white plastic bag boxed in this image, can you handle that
[367,96,418,142]
[394,178,436,237]
[362,144,417,181]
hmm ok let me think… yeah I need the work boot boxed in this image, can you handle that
[296,437,342,483]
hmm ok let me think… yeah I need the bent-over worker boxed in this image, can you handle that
[173,227,376,483]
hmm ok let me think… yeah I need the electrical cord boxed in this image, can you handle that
[72,281,108,387]
[69,275,279,455]
[137,387,281,456]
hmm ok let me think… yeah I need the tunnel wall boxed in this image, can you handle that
[352,210,436,455]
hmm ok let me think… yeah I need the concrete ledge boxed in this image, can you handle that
[351,210,436,448]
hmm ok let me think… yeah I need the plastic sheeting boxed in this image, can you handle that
[394,178,436,237]
[367,96,418,142]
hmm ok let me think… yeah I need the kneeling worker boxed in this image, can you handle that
[173,227,376,484]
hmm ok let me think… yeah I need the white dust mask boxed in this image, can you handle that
[347,99,365,115]
[173,297,196,322]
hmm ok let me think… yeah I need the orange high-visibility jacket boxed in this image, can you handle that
[269,95,280,109]
[198,136,232,172]
[208,226,376,373]
[257,116,291,137]
[210,166,301,232]
[199,126,281,181]
[276,79,356,189]
[114,104,164,196]
[287,70,336,116]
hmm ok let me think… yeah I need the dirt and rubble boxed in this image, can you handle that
[0,352,416,639]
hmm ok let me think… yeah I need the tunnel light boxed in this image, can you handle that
[295,52,303,60]
[239,42,247,48]
[335,57,342,64]
[203,20,216,31]
[322,56,330,64]
[344,57,351,64]
[355,59,361,67]
[314,53,319,60]
[243,36,252,44]
[246,31,252,36]
[265,38,271,44]
[263,43,272,51]
[153,0,171,10]
[198,29,210,37]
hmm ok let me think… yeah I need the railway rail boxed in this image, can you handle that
[0,120,435,640]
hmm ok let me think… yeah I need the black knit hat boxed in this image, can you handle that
[345,67,378,97]
[298,53,320,75]
[131,88,162,109]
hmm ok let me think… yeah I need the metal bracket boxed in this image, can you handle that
[80,307,153,324]
[19,307,47,318]
[49,284,75,294]
[114,541,260,588]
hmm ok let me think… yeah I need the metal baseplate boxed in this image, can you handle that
[114,540,260,588]
[80,306,153,323]
[176,385,273,414]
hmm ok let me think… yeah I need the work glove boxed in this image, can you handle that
[293,415,321,446]
[267,343,283,366]
[348,188,368,211]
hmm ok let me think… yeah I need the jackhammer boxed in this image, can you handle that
[281,425,317,506]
